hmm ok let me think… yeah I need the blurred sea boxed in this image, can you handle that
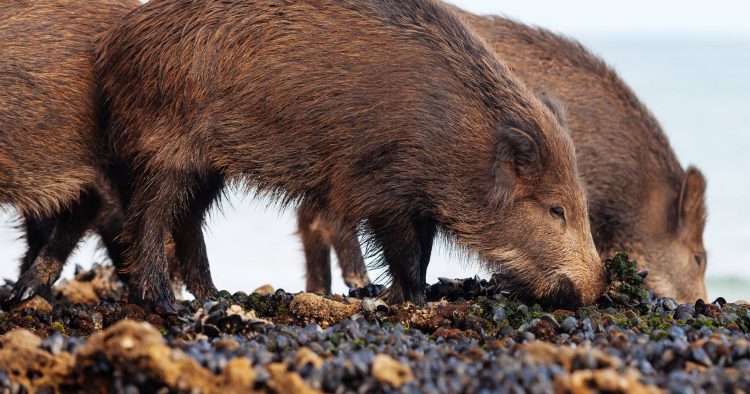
[0,35,748,301]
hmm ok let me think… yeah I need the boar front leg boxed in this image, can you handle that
[171,172,222,299]
[372,216,435,305]
[121,169,188,313]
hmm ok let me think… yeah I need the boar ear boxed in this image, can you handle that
[491,128,542,207]
[677,166,707,239]
[537,92,567,129]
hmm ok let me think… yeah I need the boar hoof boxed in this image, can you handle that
[7,277,52,304]
[383,286,425,306]
[343,275,371,290]
[185,280,219,299]
[128,291,181,316]
[153,300,184,316]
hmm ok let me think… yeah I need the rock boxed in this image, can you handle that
[561,316,578,334]
[567,368,661,394]
[0,329,74,391]
[289,293,361,327]
[667,326,685,340]
[362,298,388,314]
[492,306,506,323]
[296,347,324,369]
[73,320,257,393]
[266,363,322,394]
[691,347,713,367]
[539,314,560,331]
[53,264,123,305]
[673,306,694,321]
[253,284,275,296]
[521,342,622,372]
[91,312,104,331]
[662,298,677,311]
[14,295,52,314]
[371,354,413,388]
[227,304,258,321]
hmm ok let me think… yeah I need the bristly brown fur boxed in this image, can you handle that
[96,0,605,308]
[453,8,707,302]
[304,4,708,303]
[0,0,141,302]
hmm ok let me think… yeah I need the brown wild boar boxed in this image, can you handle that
[0,0,217,303]
[96,0,605,310]
[304,6,708,303]
[0,0,136,301]
[457,9,708,303]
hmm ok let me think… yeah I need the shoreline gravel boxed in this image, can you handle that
[0,254,748,393]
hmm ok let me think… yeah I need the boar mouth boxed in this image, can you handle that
[493,268,582,310]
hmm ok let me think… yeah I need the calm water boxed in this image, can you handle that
[0,36,748,300]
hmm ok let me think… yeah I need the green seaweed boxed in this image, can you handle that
[600,252,651,307]
[51,321,66,334]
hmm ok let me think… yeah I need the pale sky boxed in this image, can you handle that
[136,1,750,37]
[448,0,750,37]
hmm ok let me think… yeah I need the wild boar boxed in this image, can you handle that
[304,6,708,303]
[457,8,708,303]
[96,0,605,310]
[0,0,217,303]
[0,0,136,301]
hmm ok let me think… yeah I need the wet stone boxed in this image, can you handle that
[662,298,678,311]
[667,326,686,340]
[492,307,506,324]
[561,316,578,334]
[673,306,694,321]
[691,347,713,367]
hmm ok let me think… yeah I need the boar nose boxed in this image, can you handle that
[579,247,606,305]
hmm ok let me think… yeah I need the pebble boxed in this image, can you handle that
[561,316,579,334]
[662,298,678,311]
[673,306,694,321]
[539,314,559,331]
[492,306,506,323]
[362,298,388,314]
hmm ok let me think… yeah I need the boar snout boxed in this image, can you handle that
[573,247,607,305]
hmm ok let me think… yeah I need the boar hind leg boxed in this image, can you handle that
[372,216,436,306]
[298,203,333,294]
[94,198,126,274]
[171,172,222,299]
[10,192,100,302]
[331,220,370,289]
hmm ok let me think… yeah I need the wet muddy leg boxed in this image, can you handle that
[372,215,436,305]
[331,218,370,289]
[298,202,333,294]
[10,191,100,302]
[122,169,190,314]
[171,172,222,299]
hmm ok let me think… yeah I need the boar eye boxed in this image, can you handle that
[694,255,703,267]
[550,206,565,220]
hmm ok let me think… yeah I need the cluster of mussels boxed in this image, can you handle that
[0,253,748,393]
